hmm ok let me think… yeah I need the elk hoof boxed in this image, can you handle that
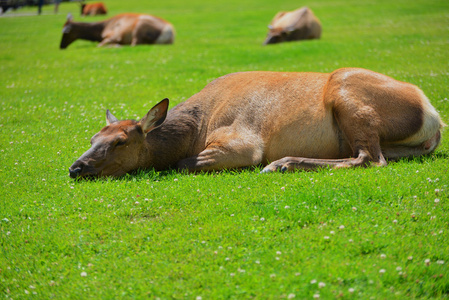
[260,166,275,173]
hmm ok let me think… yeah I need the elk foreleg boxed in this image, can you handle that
[177,128,264,172]
[98,34,122,47]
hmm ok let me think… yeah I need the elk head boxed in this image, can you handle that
[60,14,77,49]
[263,25,294,45]
[69,99,169,178]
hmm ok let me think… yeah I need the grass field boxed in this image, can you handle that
[1,0,448,298]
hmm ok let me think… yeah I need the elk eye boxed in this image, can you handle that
[116,140,126,147]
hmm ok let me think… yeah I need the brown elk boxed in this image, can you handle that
[81,2,107,16]
[60,13,175,49]
[69,68,444,178]
[264,7,321,45]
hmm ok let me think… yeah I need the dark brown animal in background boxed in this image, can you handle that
[81,2,107,16]
[264,7,321,45]
[60,13,175,49]
[69,68,444,178]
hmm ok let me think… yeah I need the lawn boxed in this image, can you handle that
[1,0,448,298]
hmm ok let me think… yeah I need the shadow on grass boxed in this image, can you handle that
[388,151,449,164]
[71,165,266,183]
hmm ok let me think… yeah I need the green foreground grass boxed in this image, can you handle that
[1,0,449,298]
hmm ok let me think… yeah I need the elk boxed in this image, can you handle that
[60,13,175,49]
[264,6,321,45]
[81,2,107,16]
[69,68,444,178]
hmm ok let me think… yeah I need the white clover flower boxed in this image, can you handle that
[339,225,345,230]
[434,198,440,203]
[318,282,326,288]
[313,294,320,299]
[408,256,413,260]
[437,260,445,265]
[396,267,402,271]
[379,269,386,274]
[324,236,330,240]
[80,271,87,277]
[380,254,386,259]
[348,288,355,293]
[276,251,282,255]
[310,279,317,284]
[260,217,265,221]
[288,293,296,299]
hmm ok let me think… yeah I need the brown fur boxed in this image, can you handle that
[264,7,322,45]
[69,68,444,178]
[60,13,175,49]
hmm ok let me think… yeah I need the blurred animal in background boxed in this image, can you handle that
[80,2,107,16]
[264,6,321,45]
[60,13,175,49]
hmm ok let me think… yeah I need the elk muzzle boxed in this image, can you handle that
[69,161,88,178]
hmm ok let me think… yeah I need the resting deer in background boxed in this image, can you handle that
[69,68,444,178]
[264,6,322,45]
[81,2,107,16]
[60,13,175,49]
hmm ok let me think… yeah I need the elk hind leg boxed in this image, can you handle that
[261,149,387,173]
[262,99,388,173]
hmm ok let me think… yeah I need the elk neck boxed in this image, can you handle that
[72,21,106,42]
[139,103,205,171]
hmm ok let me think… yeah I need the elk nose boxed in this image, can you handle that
[69,166,83,178]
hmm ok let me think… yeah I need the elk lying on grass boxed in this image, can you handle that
[69,68,444,178]
[60,13,175,49]
[264,6,321,45]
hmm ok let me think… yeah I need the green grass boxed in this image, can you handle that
[1,0,449,298]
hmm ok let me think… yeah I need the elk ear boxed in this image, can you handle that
[106,109,118,125]
[139,98,169,134]
[267,25,274,30]
[67,13,73,22]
